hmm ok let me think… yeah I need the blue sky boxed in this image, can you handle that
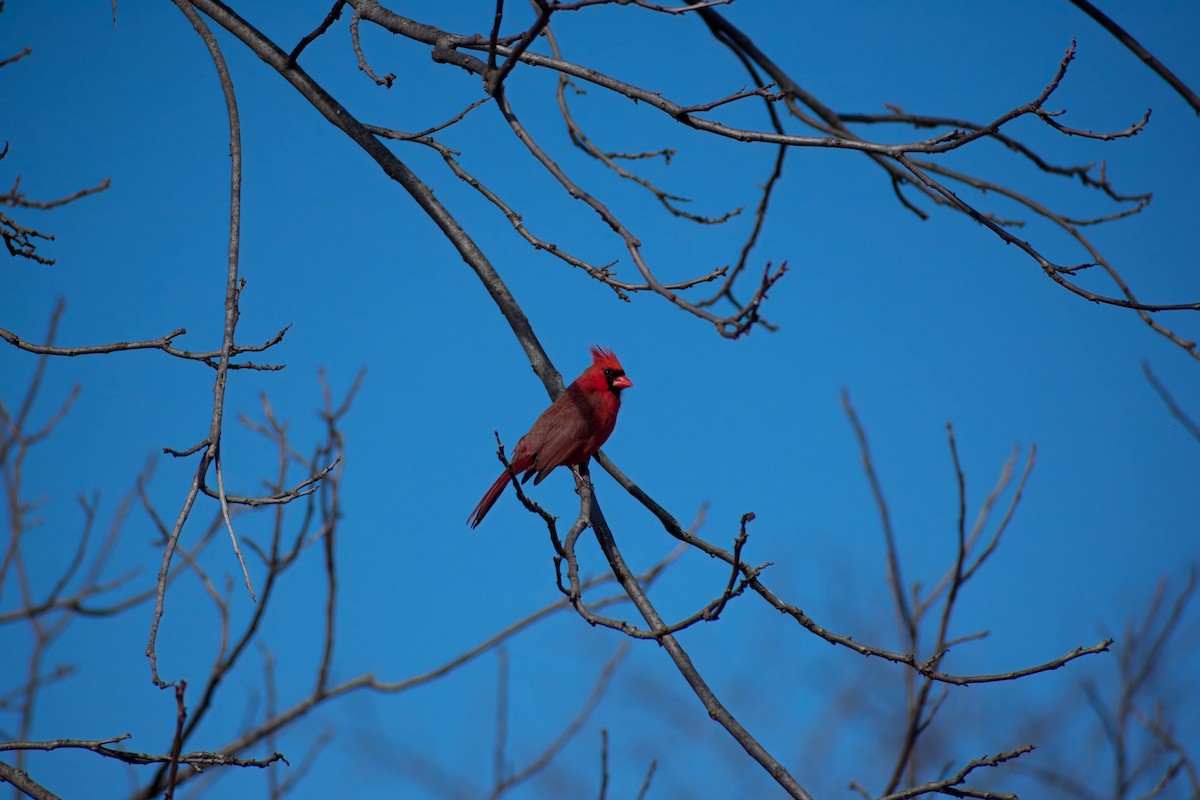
[3,2,1198,798]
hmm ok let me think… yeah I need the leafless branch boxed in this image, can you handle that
[0,46,33,69]
[597,424,1107,689]
[483,0,549,96]
[1018,569,1198,799]
[489,643,629,798]
[1142,361,1200,443]
[874,745,1036,800]
[1067,0,1200,115]
[286,0,346,66]
[9,4,1194,798]
[349,6,394,86]
[842,389,915,645]
[577,471,816,798]
[1,146,110,264]
[1,317,289,370]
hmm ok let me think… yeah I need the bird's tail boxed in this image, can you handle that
[467,469,513,529]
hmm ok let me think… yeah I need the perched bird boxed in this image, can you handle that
[468,346,632,528]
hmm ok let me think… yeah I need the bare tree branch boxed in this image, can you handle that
[1,143,110,265]
[1067,0,1200,115]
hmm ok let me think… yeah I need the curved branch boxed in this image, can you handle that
[0,735,283,769]
[579,469,814,799]
[186,0,560,394]
[596,451,1113,686]
[1067,0,1200,115]
[149,0,248,689]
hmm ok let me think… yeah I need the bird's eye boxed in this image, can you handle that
[603,369,615,379]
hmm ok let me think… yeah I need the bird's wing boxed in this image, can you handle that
[526,391,593,483]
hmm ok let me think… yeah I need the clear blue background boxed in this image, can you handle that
[2,2,1198,798]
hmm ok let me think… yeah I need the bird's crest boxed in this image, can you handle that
[589,345,623,372]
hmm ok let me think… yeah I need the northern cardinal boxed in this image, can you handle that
[468,346,632,528]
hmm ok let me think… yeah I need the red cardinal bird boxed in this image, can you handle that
[468,346,632,528]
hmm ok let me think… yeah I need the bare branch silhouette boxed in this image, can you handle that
[1,144,110,265]
[1067,0,1200,115]
[5,4,1197,798]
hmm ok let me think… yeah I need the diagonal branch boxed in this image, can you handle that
[1067,0,1200,115]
